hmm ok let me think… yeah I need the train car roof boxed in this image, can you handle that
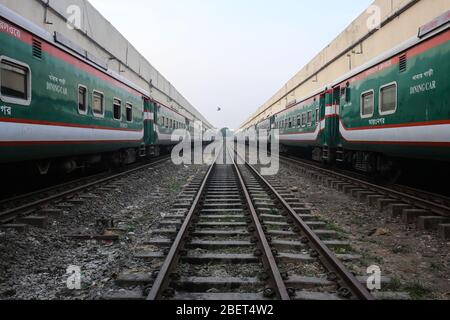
[0,5,152,98]
[247,10,450,124]
[0,4,198,123]
[332,11,450,87]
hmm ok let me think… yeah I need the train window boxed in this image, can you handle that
[288,118,292,128]
[360,90,374,118]
[302,113,307,127]
[113,98,121,120]
[315,108,319,123]
[126,102,133,122]
[78,85,87,114]
[297,116,301,127]
[379,82,397,115]
[0,58,31,105]
[92,91,105,117]
[307,111,313,125]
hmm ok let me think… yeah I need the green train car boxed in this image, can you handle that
[266,11,450,175]
[0,5,203,174]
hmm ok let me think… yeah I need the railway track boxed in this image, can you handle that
[391,184,450,209]
[278,155,450,237]
[0,156,171,227]
[107,145,374,300]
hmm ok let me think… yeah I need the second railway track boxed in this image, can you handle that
[277,155,450,238]
[0,156,171,227]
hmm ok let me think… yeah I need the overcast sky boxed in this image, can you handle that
[89,0,374,129]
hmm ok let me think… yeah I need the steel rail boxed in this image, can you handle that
[0,156,171,224]
[227,147,291,300]
[147,152,220,300]
[237,152,374,300]
[392,184,450,205]
[0,172,110,208]
[279,155,450,218]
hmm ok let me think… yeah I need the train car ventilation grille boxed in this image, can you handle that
[399,53,407,72]
[32,39,43,59]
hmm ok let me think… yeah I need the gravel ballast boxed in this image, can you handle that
[0,161,206,300]
[274,160,450,300]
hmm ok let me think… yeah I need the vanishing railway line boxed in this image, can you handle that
[0,156,171,227]
[114,145,374,301]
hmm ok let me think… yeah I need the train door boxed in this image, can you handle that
[331,86,341,147]
[322,90,336,163]
[269,116,276,143]
[312,93,327,162]
[143,99,159,156]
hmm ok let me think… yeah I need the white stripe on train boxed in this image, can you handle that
[279,120,450,144]
[339,121,450,143]
[0,121,144,142]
